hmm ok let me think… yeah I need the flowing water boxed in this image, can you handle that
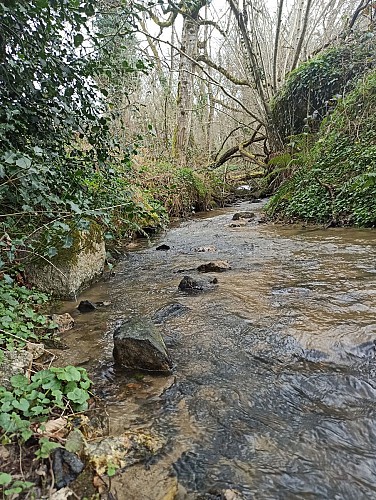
[56,201,376,499]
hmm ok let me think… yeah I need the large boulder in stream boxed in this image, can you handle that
[113,318,173,373]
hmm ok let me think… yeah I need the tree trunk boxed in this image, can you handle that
[172,13,200,164]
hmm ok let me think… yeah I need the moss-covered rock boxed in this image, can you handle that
[27,222,106,298]
[271,34,376,142]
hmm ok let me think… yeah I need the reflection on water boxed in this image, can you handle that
[56,202,376,499]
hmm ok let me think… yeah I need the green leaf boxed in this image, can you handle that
[10,374,29,389]
[35,438,61,458]
[66,387,89,405]
[52,366,81,382]
[12,398,30,412]
[47,247,57,257]
[15,156,32,169]
[0,473,12,486]
[74,33,84,47]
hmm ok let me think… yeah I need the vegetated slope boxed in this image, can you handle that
[271,34,376,141]
[266,70,376,226]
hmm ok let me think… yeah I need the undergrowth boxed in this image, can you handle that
[133,154,222,217]
[266,70,376,226]
[0,278,93,497]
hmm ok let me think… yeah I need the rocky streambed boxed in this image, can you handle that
[55,201,376,499]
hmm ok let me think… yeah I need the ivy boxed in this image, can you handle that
[267,70,376,226]
[271,34,376,141]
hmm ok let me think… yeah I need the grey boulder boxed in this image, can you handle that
[113,318,173,373]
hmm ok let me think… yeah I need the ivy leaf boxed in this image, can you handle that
[62,235,73,248]
[15,156,32,168]
[47,246,57,257]
[74,33,84,47]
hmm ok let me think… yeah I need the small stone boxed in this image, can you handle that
[194,246,216,252]
[52,448,84,489]
[223,489,244,500]
[51,313,75,332]
[65,429,86,454]
[197,261,231,273]
[156,244,170,251]
[178,276,203,292]
[211,277,218,284]
[77,300,96,313]
[26,342,45,359]
[232,211,255,220]
[95,300,111,307]
[229,221,247,227]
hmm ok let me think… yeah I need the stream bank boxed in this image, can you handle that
[55,200,376,499]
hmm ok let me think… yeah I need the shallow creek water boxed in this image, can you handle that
[56,201,376,499]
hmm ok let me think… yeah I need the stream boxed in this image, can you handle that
[56,201,376,499]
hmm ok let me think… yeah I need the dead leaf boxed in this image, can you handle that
[38,417,68,438]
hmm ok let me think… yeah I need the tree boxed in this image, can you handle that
[135,0,370,168]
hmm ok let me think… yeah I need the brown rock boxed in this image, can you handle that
[197,261,231,273]
[232,211,255,220]
[52,313,75,332]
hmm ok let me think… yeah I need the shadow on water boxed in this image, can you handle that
[56,201,376,499]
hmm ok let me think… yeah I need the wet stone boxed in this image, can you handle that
[51,313,75,332]
[178,275,203,292]
[113,318,173,373]
[195,246,216,252]
[85,431,164,476]
[156,244,171,251]
[52,448,84,490]
[232,212,255,221]
[77,300,96,313]
[197,261,231,273]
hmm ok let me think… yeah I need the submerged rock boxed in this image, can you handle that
[197,261,231,273]
[85,431,164,476]
[111,462,178,500]
[152,303,189,324]
[194,246,216,252]
[51,313,75,332]
[229,220,247,228]
[113,318,172,373]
